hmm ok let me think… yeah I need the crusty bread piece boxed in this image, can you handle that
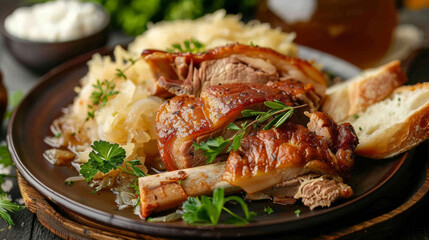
[345,83,429,159]
[322,60,407,122]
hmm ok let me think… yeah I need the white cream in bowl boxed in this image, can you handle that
[4,0,108,42]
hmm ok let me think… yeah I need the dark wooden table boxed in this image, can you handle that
[0,1,429,239]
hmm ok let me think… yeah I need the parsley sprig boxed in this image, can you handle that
[166,39,205,53]
[79,141,147,207]
[182,188,256,225]
[80,141,127,182]
[193,100,298,164]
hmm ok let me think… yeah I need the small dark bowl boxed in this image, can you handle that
[1,3,110,74]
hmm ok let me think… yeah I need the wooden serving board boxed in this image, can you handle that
[17,147,429,240]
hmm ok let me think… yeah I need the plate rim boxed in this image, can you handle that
[7,45,410,238]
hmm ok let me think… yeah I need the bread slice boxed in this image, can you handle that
[322,60,407,122]
[345,83,429,159]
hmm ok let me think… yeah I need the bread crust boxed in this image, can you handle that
[322,60,407,122]
[355,83,429,159]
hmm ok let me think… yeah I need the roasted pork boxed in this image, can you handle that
[222,112,358,194]
[156,80,320,170]
[140,112,357,217]
[142,44,327,98]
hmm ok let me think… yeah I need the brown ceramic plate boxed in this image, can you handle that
[7,46,410,238]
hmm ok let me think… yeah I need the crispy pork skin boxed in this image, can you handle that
[156,81,320,171]
[222,112,358,194]
[142,44,327,98]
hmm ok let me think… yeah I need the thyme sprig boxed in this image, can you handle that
[193,100,302,164]
[166,39,205,53]
[86,57,140,120]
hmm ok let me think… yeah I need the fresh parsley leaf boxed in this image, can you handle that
[181,188,255,225]
[264,206,274,215]
[79,141,126,182]
[166,39,205,53]
[0,146,13,167]
[0,193,25,226]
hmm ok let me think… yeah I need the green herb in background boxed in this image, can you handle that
[5,90,23,119]
[0,194,25,226]
[0,146,13,168]
[27,0,259,36]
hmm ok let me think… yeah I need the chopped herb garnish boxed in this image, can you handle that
[182,188,256,225]
[115,68,127,80]
[147,217,152,222]
[166,39,205,53]
[128,58,136,65]
[264,206,274,215]
[79,140,126,182]
[86,79,119,120]
[117,159,146,178]
[55,132,61,138]
[359,127,363,131]
[250,41,256,46]
[193,100,299,164]
[71,132,76,136]
[65,181,74,186]
[294,209,301,217]
[398,97,401,102]
[85,58,140,121]
[353,114,359,120]
[178,180,183,185]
